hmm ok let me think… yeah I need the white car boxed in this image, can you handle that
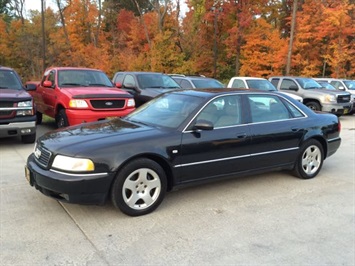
[227,77,303,102]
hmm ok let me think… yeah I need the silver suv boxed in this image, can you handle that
[269,76,352,116]
[314,78,355,114]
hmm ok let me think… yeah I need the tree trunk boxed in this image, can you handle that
[286,0,298,75]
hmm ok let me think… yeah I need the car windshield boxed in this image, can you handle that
[246,80,277,91]
[296,78,322,89]
[320,82,336,90]
[192,79,224,88]
[344,80,355,90]
[58,70,113,87]
[0,70,22,90]
[125,93,202,129]
[137,74,180,89]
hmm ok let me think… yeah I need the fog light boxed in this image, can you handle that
[21,129,32,134]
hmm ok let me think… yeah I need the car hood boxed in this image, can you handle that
[307,88,350,96]
[0,88,32,100]
[39,118,155,154]
[60,87,132,98]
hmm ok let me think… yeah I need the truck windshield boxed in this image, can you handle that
[296,78,322,89]
[344,81,355,90]
[0,70,22,90]
[58,70,113,87]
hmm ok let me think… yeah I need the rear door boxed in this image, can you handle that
[246,94,306,169]
[178,94,252,183]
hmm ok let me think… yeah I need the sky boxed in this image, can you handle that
[25,0,188,13]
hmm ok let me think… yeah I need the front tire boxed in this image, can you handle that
[293,139,324,179]
[305,101,321,112]
[36,111,43,125]
[56,109,69,128]
[111,158,167,216]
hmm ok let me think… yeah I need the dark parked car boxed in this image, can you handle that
[169,74,224,89]
[112,71,181,106]
[26,89,341,216]
[0,66,37,143]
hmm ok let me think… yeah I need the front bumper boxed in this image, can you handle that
[0,120,36,138]
[322,103,352,115]
[65,108,135,126]
[26,154,115,205]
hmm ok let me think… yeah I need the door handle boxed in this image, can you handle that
[236,133,247,139]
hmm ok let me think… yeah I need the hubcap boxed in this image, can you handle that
[122,168,161,210]
[301,145,321,175]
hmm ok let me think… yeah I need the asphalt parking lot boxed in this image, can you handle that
[1,115,354,265]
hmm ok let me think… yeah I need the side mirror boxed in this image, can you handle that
[193,119,214,131]
[338,86,345,90]
[289,85,298,91]
[43,80,53,88]
[25,83,37,91]
[115,82,122,88]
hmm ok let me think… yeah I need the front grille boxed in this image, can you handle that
[90,99,125,109]
[35,145,52,168]
[0,101,15,117]
[337,95,350,103]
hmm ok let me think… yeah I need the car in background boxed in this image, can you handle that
[227,77,303,102]
[26,88,341,216]
[316,80,337,90]
[270,76,352,116]
[314,78,355,114]
[169,74,224,89]
[0,66,36,143]
[112,71,181,106]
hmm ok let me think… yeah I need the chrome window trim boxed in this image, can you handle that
[175,147,299,168]
[182,92,308,133]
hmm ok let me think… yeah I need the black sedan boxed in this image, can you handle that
[25,89,341,216]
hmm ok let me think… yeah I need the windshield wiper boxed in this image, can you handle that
[60,83,83,86]
[0,86,9,89]
[87,83,113,87]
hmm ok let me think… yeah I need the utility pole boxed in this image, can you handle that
[286,0,298,75]
[41,0,46,72]
[211,6,223,78]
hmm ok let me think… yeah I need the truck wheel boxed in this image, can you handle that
[111,158,167,216]
[306,101,321,112]
[21,133,36,144]
[56,109,69,128]
[36,112,43,125]
[292,139,323,179]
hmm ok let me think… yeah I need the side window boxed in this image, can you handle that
[113,74,124,84]
[214,95,242,127]
[195,95,242,127]
[248,95,290,122]
[123,75,136,87]
[330,81,341,89]
[231,79,246,88]
[47,71,55,86]
[270,78,279,87]
[284,101,305,118]
[180,80,193,89]
[280,79,297,90]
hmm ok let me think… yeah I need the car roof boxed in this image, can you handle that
[171,87,282,97]
[0,66,15,71]
[115,71,166,75]
[231,77,266,80]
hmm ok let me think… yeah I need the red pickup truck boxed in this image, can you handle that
[27,67,135,128]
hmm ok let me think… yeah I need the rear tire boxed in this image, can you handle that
[111,158,167,216]
[293,139,324,179]
[56,109,69,128]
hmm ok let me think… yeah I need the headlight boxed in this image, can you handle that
[127,98,135,107]
[17,100,34,116]
[52,155,94,172]
[324,95,336,103]
[69,99,89,108]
